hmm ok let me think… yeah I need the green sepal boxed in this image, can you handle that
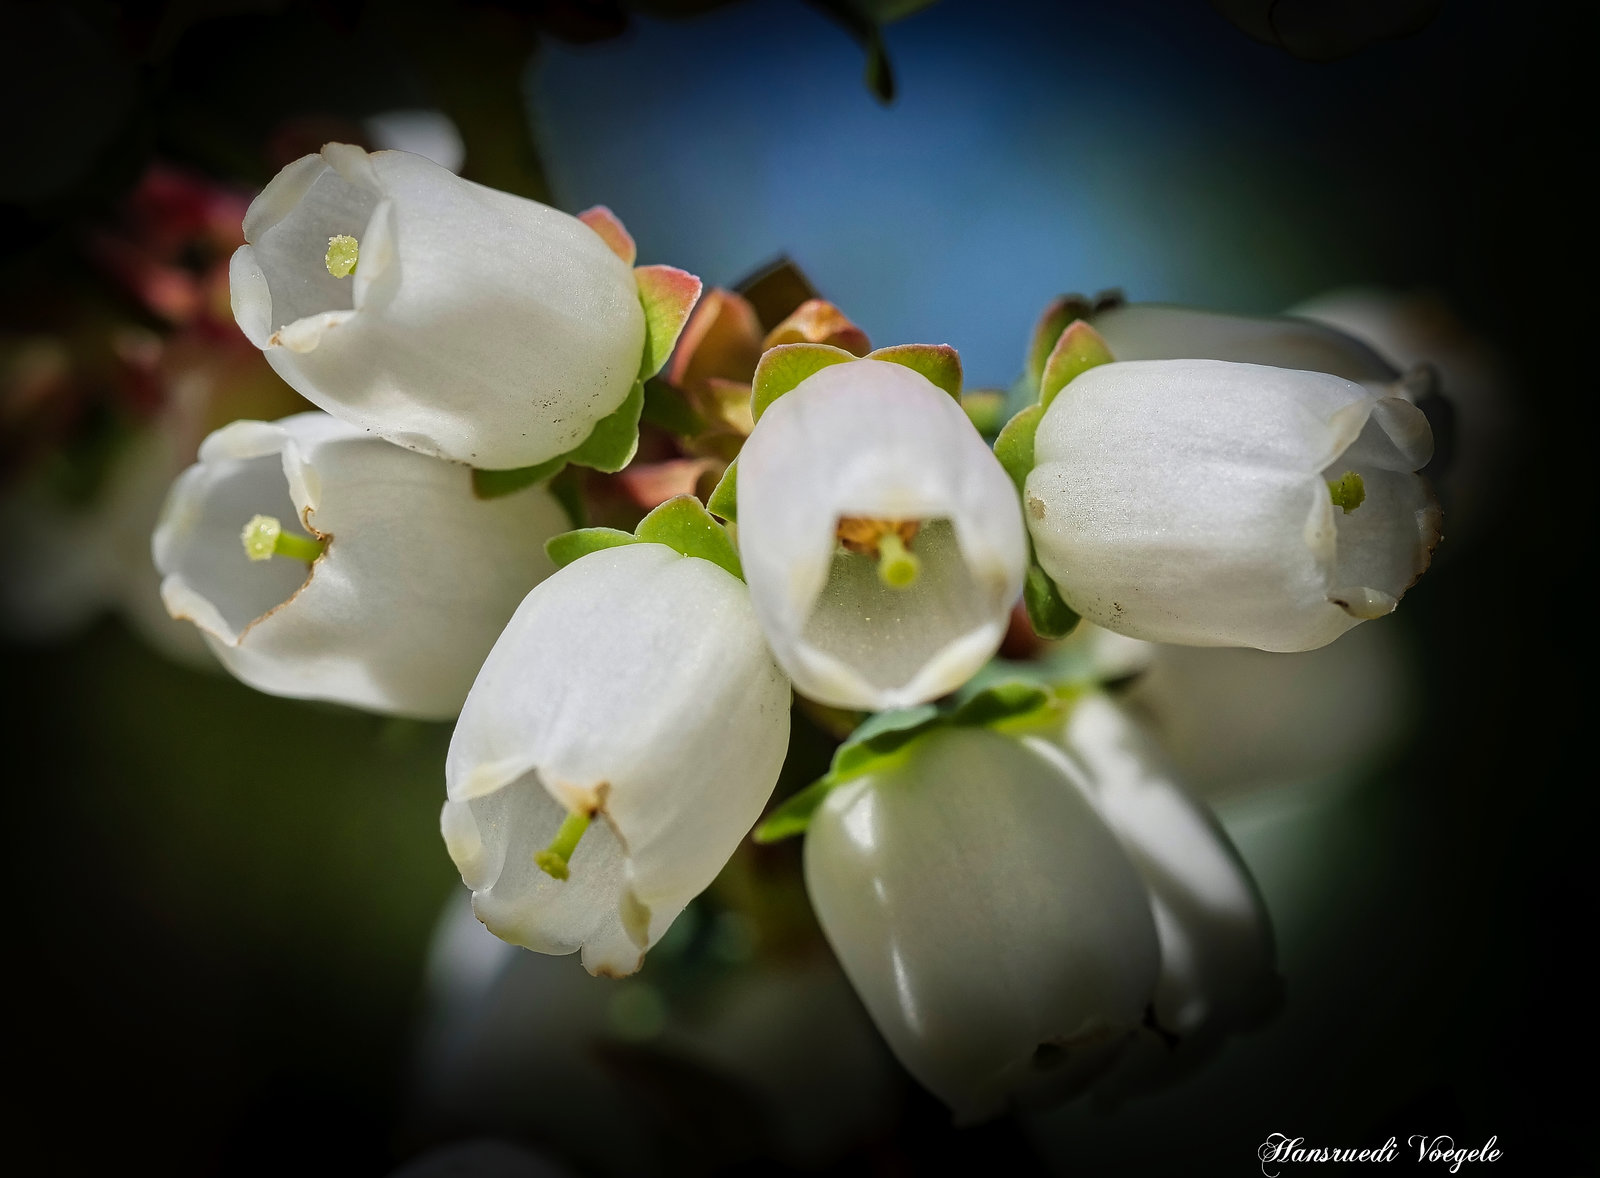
[635,265,704,380]
[993,403,1044,493]
[755,682,1068,842]
[960,389,1009,436]
[641,377,706,437]
[1024,557,1079,640]
[1039,320,1114,408]
[545,527,639,569]
[1025,295,1093,392]
[866,343,962,401]
[706,458,738,522]
[750,343,857,424]
[473,379,646,499]
[635,495,743,580]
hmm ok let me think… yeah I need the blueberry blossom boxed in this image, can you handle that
[153,411,564,717]
[726,344,1027,710]
[441,522,791,977]
[800,723,1161,1122]
[229,144,699,472]
[1023,359,1441,650]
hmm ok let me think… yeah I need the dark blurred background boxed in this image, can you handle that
[0,0,1587,1174]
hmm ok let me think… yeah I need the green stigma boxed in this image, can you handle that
[534,810,592,881]
[325,234,359,278]
[876,531,921,590]
[241,514,324,563]
[1327,470,1367,514]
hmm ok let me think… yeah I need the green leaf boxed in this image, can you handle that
[548,466,588,528]
[635,495,743,580]
[1039,320,1114,408]
[949,681,1056,731]
[829,705,941,781]
[635,265,703,380]
[706,458,738,522]
[640,377,706,437]
[473,380,647,499]
[867,343,962,400]
[960,390,1009,436]
[993,403,1044,493]
[1025,295,1092,392]
[752,778,838,844]
[545,527,639,569]
[1024,558,1079,640]
[750,343,857,423]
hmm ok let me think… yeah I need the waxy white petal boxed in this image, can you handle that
[738,358,1027,709]
[443,543,791,977]
[231,145,646,469]
[803,727,1160,1122]
[153,411,564,717]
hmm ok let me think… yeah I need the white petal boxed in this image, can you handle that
[738,358,1027,709]
[154,411,566,717]
[444,543,791,976]
[235,146,646,469]
[1026,359,1437,651]
[804,727,1160,1122]
[1091,303,1399,381]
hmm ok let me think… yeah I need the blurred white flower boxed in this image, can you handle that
[737,355,1026,710]
[153,411,564,717]
[1031,694,1278,1058]
[1025,359,1440,651]
[229,144,647,469]
[363,109,466,173]
[441,543,790,978]
[803,725,1161,1122]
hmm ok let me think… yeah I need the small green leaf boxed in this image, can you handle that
[635,265,703,380]
[473,381,647,498]
[949,681,1056,731]
[641,377,706,437]
[545,527,639,569]
[1024,558,1079,640]
[829,706,941,781]
[993,403,1044,493]
[1025,295,1092,392]
[753,778,838,843]
[1039,320,1114,408]
[706,458,738,522]
[635,495,743,580]
[867,343,962,400]
[750,343,857,423]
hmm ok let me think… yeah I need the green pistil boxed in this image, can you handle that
[240,514,324,563]
[1327,470,1367,514]
[534,810,592,881]
[325,235,359,278]
[876,531,921,589]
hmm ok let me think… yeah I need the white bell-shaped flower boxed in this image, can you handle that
[153,411,564,718]
[736,355,1027,710]
[1029,694,1278,1056]
[441,543,791,978]
[229,144,647,470]
[1025,359,1441,651]
[803,726,1161,1122]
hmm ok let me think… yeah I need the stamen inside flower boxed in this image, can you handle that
[836,517,923,589]
[324,234,359,278]
[1327,470,1367,514]
[534,809,591,881]
[240,514,325,563]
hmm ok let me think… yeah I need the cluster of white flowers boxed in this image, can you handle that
[150,146,1441,1120]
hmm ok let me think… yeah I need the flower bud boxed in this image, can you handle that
[441,543,791,978]
[737,355,1027,709]
[229,144,647,469]
[803,726,1160,1122]
[153,411,564,717]
[1025,359,1441,651]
